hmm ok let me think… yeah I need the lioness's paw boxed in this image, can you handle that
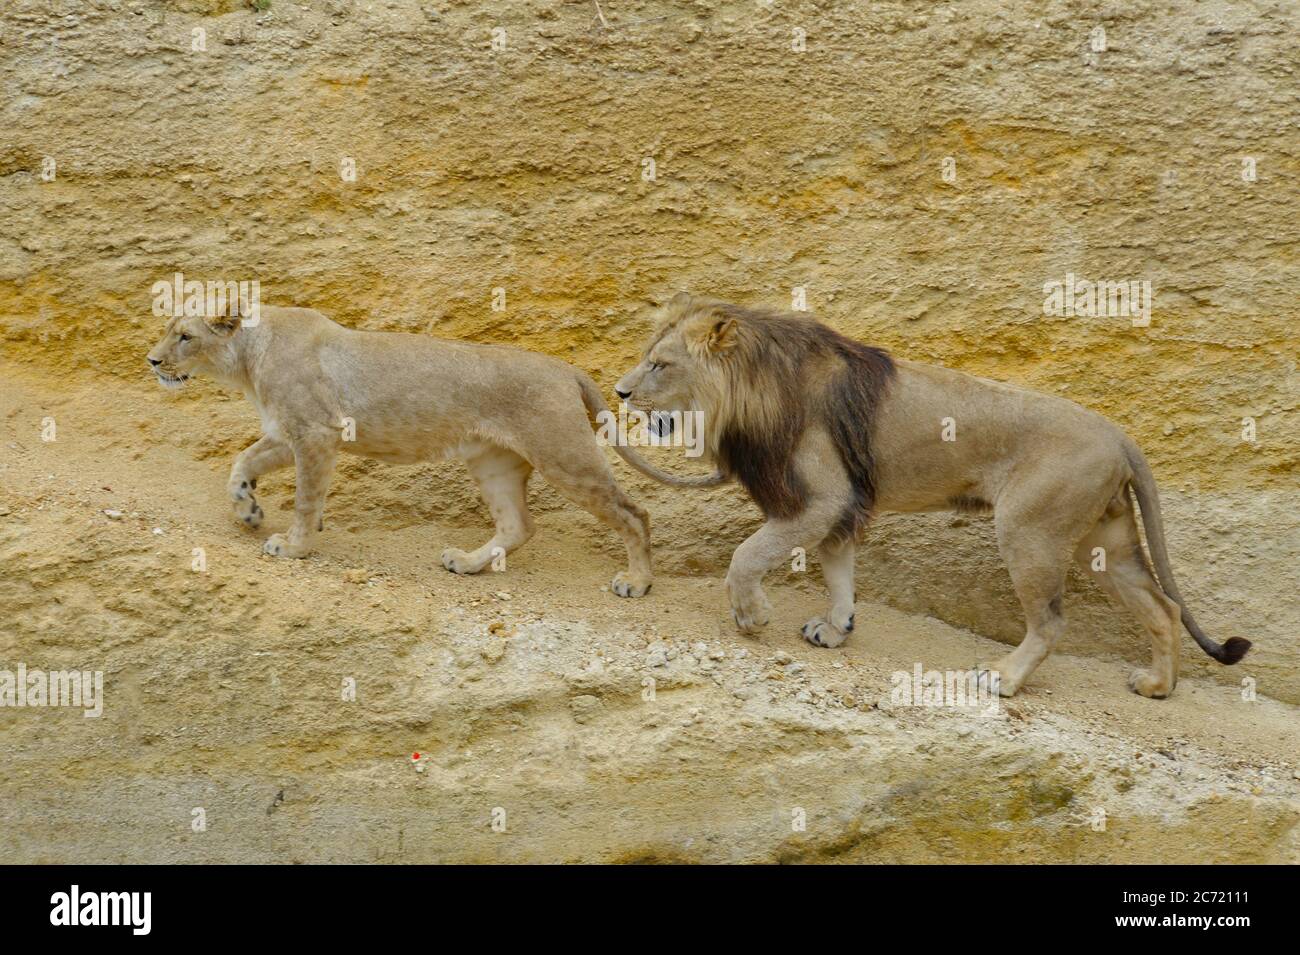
[441,547,483,575]
[263,534,306,558]
[802,618,849,649]
[1128,668,1172,699]
[611,572,652,598]
[233,496,263,528]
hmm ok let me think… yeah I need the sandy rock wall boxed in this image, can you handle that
[2,0,1297,694]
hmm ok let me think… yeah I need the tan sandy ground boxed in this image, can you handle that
[1,363,1296,863]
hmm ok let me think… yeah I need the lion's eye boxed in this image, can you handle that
[650,361,666,371]
[178,334,191,343]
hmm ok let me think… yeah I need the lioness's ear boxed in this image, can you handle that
[204,316,240,336]
[668,290,693,308]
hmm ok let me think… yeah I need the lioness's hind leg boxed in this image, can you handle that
[803,536,856,649]
[442,448,534,576]
[533,446,653,597]
[1075,495,1181,698]
[229,435,292,529]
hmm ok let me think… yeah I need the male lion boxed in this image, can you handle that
[146,306,721,595]
[614,293,1250,697]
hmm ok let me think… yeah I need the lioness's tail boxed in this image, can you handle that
[1123,437,1251,665]
[575,374,728,489]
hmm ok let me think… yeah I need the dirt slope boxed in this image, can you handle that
[2,366,1296,863]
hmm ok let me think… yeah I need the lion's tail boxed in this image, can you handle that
[1123,436,1251,665]
[575,374,729,489]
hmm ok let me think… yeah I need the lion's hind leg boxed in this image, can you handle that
[979,526,1071,697]
[979,453,1127,696]
[1074,494,1181,698]
[442,446,535,576]
[979,486,1098,696]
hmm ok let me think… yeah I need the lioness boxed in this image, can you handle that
[614,293,1250,697]
[146,306,720,596]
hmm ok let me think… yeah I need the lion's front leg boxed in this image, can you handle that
[263,438,337,559]
[802,535,856,648]
[726,513,834,636]
[725,527,778,634]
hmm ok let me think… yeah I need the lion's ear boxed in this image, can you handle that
[204,316,240,336]
[667,290,693,308]
[689,312,738,355]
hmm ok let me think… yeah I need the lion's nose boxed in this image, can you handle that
[148,357,162,367]
[615,386,631,399]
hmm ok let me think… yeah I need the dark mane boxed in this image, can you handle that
[712,306,895,541]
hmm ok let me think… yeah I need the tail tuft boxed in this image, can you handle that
[1217,636,1252,665]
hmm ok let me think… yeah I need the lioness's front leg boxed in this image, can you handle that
[726,510,836,635]
[263,437,337,559]
[802,535,856,648]
[228,435,292,529]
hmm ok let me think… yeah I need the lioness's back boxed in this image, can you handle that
[247,306,588,458]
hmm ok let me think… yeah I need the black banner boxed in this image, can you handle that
[4,865,1279,940]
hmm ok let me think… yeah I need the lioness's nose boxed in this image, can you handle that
[615,386,631,399]
[148,357,162,367]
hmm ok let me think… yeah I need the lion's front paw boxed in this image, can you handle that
[802,617,849,649]
[976,662,1013,697]
[233,496,263,528]
[1128,668,1172,699]
[729,588,771,636]
[263,533,307,558]
[611,571,652,598]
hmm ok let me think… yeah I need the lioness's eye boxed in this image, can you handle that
[651,361,667,371]
[178,334,191,343]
